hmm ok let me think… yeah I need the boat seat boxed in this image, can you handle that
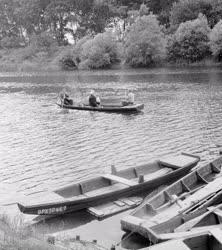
[159,155,198,169]
[101,103,123,107]
[102,174,137,186]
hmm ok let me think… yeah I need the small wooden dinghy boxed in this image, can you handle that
[17,153,199,216]
[146,228,222,250]
[121,155,222,243]
[172,203,222,233]
[57,95,144,113]
[57,103,144,113]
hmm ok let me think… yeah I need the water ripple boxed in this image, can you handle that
[1,69,222,203]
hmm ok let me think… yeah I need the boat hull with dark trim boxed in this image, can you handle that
[17,153,199,216]
[121,155,222,243]
[57,103,144,112]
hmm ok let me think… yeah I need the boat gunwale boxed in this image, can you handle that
[17,156,199,215]
[120,156,222,242]
[132,158,222,214]
[56,103,144,112]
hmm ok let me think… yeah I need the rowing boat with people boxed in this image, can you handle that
[57,102,144,112]
[57,91,144,113]
[17,153,199,216]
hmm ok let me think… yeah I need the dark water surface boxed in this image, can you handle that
[0,67,222,247]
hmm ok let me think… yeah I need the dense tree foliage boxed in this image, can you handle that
[167,14,211,63]
[170,0,222,29]
[124,13,166,67]
[0,0,115,45]
[209,20,222,61]
[78,31,121,69]
[59,31,121,69]
[1,0,222,68]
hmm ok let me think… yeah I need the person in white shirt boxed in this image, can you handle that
[127,90,135,104]
[122,89,135,106]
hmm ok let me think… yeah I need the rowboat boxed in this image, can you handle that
[136,204,222,250]
[17,153,199,216]
[145,228,222,250]
[121,155,222,243]
[56,103,144,113]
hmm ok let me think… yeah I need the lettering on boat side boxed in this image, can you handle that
[37,206,67,215]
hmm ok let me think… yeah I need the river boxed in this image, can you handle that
[0,66,222,248]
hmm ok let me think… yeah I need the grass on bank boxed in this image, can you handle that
[0,213,106,250]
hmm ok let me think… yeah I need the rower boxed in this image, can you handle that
[89,90,100,107]
[63,93,73,105]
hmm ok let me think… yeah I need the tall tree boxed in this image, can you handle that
[170,0,222,29]
[14,0,50,36]
[209,20,222,61]
[124,13,166,67]
[44,0,73,45]
[167,14,211,62]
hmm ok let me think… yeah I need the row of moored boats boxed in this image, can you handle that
[17,152,222,250]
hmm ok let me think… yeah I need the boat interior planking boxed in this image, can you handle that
[121,155,222,243]
[17,153,199,216]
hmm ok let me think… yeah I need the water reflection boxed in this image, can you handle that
[34,210,95,234]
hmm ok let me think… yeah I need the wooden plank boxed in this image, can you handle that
[114,200,126,207]
[87,207,105,217]
[175,212,210,232]
[102,174,137,186]
[210,228,222,244]
[120,198,135,206]
[159,155,198,169]
[159,230,210,241]
[147,240,190,250]
[87,196,143,219]
[213,208,222,218]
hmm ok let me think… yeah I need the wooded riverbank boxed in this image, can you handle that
[0,47,221,73]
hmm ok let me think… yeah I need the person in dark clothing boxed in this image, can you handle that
[63,93,73,105]
[89,90,99,107]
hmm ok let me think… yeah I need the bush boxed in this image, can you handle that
[57,32,121,70]
[209,20,222,61]
[167,14,211,63]
[78,31,121,69]
[124,13,166,67]
[58,46,77,70]
[72,35,92,65]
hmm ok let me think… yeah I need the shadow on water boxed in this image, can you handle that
[121,232,150,249]
[33,210,95,234]
[120,111,144,119]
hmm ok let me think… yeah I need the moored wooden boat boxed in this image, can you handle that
[57,102,144,113]
[17,153,199,216]
[145,228,222,250]
[173,203,222,233]
[121,155,222,243]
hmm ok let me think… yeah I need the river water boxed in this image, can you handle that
[0,67,222,247]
